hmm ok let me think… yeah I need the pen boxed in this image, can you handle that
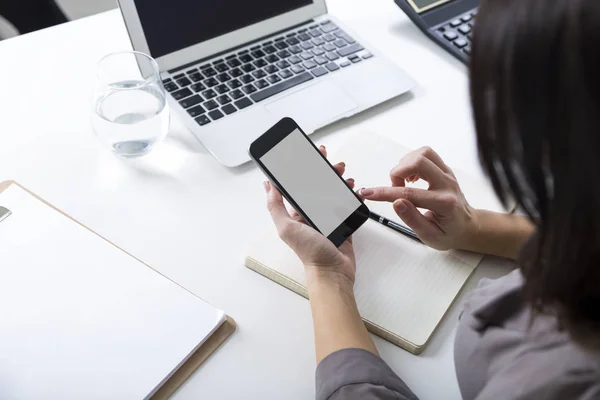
[368,211,423,243]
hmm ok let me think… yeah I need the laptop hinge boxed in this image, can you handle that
[168,19,315,74]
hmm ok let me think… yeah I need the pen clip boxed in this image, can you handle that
[0,206,12,223]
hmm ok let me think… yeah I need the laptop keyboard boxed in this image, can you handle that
[435,9,477,57]
[161,20,373,127]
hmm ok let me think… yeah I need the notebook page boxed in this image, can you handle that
[248,220,476,348]
[333,132,506,266]
[0,185,225,400]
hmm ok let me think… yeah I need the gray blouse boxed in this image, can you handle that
[316,270,600,400]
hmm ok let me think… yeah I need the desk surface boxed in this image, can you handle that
[0,1,515,398]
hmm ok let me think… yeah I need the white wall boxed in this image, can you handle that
[58,0,117,20]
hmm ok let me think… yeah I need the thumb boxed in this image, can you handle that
[393,199,440,243]
[265,182,294,238]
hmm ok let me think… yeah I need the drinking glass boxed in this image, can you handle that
[92,51,170,157]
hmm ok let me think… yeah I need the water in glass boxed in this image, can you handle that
[92,52,170,157]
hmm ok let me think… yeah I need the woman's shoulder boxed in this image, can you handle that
[474,344,600,399]
[455,270,600,400]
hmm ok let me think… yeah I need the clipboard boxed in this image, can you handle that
[0,180,236,399]
[152,316,237,400]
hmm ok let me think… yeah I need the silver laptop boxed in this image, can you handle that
[118,0,415,167]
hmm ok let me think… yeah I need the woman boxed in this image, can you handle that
[264,0,600,398]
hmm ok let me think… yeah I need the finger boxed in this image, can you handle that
[423,210,441,225]
[356,188,366,201]
[346,178,355,189]
[319,145,328,158]
[393,199,442,243]
[339,237,353,255]
[414,146,453,174]
[390,154,448,188]
[410,175,421,183]
[333,162,346,176]
[265,182,295,235]
[406,174,419,183]
[360,186,456,213]
[390,170,406,187]
[289,208,305,223]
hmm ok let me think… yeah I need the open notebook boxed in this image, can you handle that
[0,182,233,399]
[245,133,506,354]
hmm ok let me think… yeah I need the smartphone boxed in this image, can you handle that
[249,118,369,247]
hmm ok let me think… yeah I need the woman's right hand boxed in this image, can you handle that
[359,146,479,251]
[264,145,358,287]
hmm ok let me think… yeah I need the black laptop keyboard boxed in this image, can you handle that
[161,20,373,127]
[435,9,477,57]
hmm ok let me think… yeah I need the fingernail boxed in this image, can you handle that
[263,181,271,192]
[394,200,407,214]
[339,162,346,168]
[319,145,326,151]
[359,188,374,196]
[348,178,355,183]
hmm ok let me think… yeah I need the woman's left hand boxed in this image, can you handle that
[264,146,357,285]
[266,147,380,362]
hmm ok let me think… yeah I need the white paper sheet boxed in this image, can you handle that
[0,184,225,400]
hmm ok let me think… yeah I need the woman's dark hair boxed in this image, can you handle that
[471,0,600,347]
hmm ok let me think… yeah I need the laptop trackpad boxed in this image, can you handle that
[265,81,358,132]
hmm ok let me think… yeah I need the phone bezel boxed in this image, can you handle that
[249,117,369,247]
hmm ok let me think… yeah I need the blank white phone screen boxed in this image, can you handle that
[260,129,361,237]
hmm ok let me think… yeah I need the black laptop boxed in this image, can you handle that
[394,0,479,64]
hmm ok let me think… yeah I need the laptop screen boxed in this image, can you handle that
[134,0,314,59]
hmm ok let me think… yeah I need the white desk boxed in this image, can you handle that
[0,1,515,398]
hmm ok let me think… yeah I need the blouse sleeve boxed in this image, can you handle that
[316,348,419,400]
